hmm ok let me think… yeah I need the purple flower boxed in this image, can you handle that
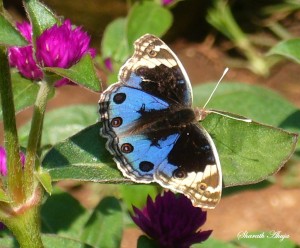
[0,146,25,176]
[36,20,95,68]
[8,21,43,80]
[8,20,95,86]
[16,22,32,42]
[9,46,44,80]
[132,191,212,248]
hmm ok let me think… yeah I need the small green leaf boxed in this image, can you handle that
[35,168,52,195]
[0,73,40,120]
[24,0,58,38]
[42,123,126,183]
[127,2,173,48]
[41,187,91,239]
[81,197,123,248]
[0,188,12,203]
[19,105,98,147]
[0,14,27,46]
[101,18,130,63]
[45,55,100,92]
[268,38,300,63]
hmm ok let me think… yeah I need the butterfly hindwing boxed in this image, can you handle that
[99,34,222,209]
[154,124,222,208]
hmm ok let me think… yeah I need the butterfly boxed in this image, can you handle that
[99,34,222,209]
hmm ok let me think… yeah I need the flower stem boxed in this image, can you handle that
[0,48,25,203]
[5,206,43,248]
[24,80,52,196]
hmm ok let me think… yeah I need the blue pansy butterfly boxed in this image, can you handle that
[99,34,222,209]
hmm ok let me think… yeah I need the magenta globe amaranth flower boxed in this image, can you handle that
[36,20,95,68]
[132,191,212,248]
[8,22,43,80]
[8,20,95,86]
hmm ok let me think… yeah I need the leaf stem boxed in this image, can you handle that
[0,48,25,204]
[24,79,52,196]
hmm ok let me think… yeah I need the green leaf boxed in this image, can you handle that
[45,55,100,92]
[81,197,123,248]
[42,118,297,187]
[41,187,91,239]
[24,0,58,38]
[137,236,158,248]
[120,185,159,212]
[0,73,40,120]
[101,18,130,63]
[19,105,98,147]
[127,2,173,48]
[268,38,300,63]
[0,234,93,248]
[42,122,126,183]
[193,82,298,127]
[203,114,297,186]
[42,234,93,248]
[35,168,52,194]
[193,82,300,153]
[0,14,27,46]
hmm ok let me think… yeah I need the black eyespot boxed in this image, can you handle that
[121,143,134,153]
[173,169,187,179]
[111,117,122,127]
[139,161,154,172]
[113,93,126,104]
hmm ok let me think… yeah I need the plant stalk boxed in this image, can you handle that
[24,80,52,197]
[0,48,25,204]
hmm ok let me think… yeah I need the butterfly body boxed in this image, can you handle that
[99,34,222,209]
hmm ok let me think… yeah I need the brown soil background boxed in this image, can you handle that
[2,0,300,246]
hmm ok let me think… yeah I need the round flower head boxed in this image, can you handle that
[132,191,212,248]
[36,20,95,68]
[8,21,43,80]
[9,20,95,86]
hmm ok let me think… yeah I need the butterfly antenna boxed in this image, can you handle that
[203,67,229,109]
[199,67,252,123]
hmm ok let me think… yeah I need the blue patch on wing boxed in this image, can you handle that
[125,72,143,89]
[108,86,169,134]
[118,133,179,178]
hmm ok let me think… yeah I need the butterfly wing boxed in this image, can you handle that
[119,34,193,106]
[154,124,222,209]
